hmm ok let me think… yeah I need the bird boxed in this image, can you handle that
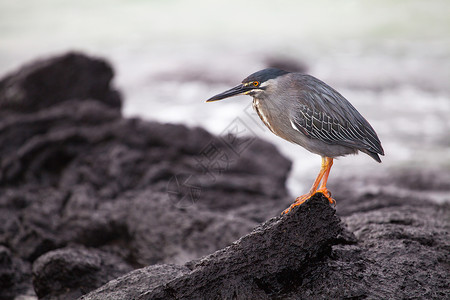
[206,68,384,214]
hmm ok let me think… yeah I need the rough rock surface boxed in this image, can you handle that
[0,245,33,299]
[0,53,291,300]
[79,264,191,300]
[81,190,450,300]
[81,195,345,300]
[0,52,121,112]
[0,53,448,300]
[32,247,133,300]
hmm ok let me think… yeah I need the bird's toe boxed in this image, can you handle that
[314,188,336,206]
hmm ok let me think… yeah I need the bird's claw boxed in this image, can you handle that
[281,189,336,214]
[314,188,336,206]
[281,197,307,214]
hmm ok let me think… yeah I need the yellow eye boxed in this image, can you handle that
[253,81,260,87]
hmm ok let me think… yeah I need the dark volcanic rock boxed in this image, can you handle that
[78,264,191,300]
[60,191,257,266]
[82,192,450,300]
[330,167,450,217]
[0,53,291,299]
[0,52,121,113]
[1,52,449,300]
[32,247,133,300]
[81,195,344,300]
[0,246,34,300]
[285,202,450,299]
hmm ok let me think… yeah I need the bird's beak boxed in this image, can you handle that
[206,84,248,102]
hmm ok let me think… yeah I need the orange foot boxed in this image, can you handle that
[282,189,336,215]
[314,188,336,206]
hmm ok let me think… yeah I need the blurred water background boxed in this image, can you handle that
[1,0,449,196]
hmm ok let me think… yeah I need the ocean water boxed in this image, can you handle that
[1,0,449,197]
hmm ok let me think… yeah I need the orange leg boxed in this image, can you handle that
[282,157,336,214]
[315,157,336,205]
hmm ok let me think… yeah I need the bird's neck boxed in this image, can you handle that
[252,98,276,134]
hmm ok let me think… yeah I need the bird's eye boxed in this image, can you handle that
[253,81,260,87]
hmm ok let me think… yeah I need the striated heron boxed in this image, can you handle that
[206,68,384,214]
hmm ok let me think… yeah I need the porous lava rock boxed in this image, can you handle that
[0,52,291,299]
[1,52,448,300]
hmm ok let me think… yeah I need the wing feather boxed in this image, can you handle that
[289,75,384,156]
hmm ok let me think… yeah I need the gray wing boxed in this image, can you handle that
[290,75,384,161]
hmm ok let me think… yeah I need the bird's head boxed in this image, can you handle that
[206,68,289,102]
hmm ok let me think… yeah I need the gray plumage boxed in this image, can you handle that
[207,68,384,162]
[207,67,384,213]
